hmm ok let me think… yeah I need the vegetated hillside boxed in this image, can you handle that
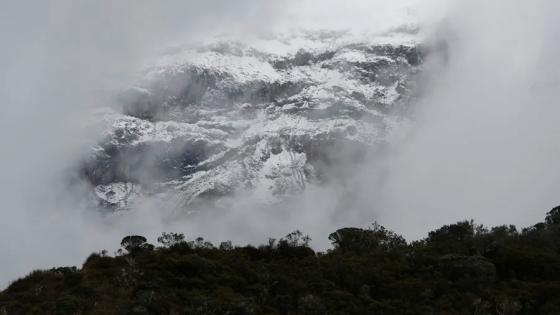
[3,207,560,315]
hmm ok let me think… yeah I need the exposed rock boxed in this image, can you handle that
[83,30,423,212]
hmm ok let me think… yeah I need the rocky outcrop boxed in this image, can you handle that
[83,30,423,212]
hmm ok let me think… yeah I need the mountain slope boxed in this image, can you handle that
[83,29,423,212]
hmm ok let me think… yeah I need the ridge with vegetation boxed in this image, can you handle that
[3,207,560,314]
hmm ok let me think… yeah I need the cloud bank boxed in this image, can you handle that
[0,0,290,287]
[375,0,560,238]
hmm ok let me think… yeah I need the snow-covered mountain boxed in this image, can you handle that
[82,29,424,213]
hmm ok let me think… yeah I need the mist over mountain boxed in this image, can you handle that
[1,0,560,292]
[84,29,423,219]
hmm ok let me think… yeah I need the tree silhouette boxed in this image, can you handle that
[120,235,152,253]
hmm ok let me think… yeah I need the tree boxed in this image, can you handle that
[276,230,314,258]
[279,230,311,248]
[425,221,475,255]
[193,237,214,249]
[120,235,152,253]
[545,206,560,226]
[157,232,186,248]
[328,223,405,253]
[219,241,233,251]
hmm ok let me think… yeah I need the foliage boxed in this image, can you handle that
[119,235,154,254]
[157,232,186,248]
[3,209,560,314]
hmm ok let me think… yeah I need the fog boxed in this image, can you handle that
[0,0,289,288]
[1,0,559,287]
[376,0,560,238]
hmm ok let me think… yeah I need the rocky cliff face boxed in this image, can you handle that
[83,29,423,213]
